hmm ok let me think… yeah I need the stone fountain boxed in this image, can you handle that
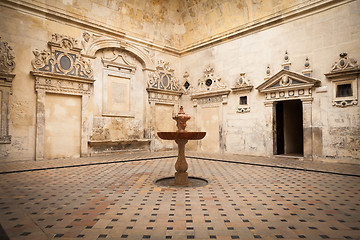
[157,106,206,186]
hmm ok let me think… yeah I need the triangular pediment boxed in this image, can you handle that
[256,69,320,92]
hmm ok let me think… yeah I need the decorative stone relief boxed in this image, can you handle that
[231,73,253,113]
[325,53,359,107]
[264,65,271,80]
[30,33,95,160]
[146,60,182,104]
[80,31,155,71]
[231,73,253,93]
[197,66,226,92]
[182,72,192,95]
[257,69,321,103]
[31,33,94,95]
[0,37,16,143]
[302,57,312,77]
[281,50,291,70]
[32,33,93,80]
[191,66,230,106]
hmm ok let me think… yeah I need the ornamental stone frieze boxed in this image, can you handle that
[325,53,359,108]
[31,33,94,95]
[191,66,230,106]
[146,60,182,104]
[0,37,16,143]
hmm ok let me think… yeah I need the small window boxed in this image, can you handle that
[184,81,190,90]
[240,96,247,105]
[336,84,352,97]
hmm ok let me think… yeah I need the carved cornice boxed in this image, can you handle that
[31,71,94,95]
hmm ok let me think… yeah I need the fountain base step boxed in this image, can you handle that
[155,176,208,187]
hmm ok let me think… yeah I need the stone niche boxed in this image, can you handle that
[31,33,95,160]
[0,37,16,144]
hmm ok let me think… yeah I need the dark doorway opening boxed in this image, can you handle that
[275,100,303,156]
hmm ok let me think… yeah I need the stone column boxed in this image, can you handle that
[35,89,45,160]
[149,101,156,151]
[264,102,274,156]
[81,94,89,157]
[174,139,189,185]
[302,99,313,160]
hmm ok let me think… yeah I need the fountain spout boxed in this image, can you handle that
[173,106,190,132]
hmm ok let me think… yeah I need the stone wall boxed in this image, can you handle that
[179,0,360,163]
[0,0,359,163]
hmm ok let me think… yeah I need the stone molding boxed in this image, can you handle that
[146,60,182,104]
[257,69,321,103]
[325,53,359,107]
[0,37,15,144]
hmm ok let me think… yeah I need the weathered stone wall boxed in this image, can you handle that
[0,0,359,163]
[180,0,360,163]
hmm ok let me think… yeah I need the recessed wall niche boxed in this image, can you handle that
[100,48,136,117]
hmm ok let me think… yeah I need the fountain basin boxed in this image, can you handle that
[157,132,206,140]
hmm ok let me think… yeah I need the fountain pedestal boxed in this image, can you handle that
[157,107,206,186]
[175,139,188,185]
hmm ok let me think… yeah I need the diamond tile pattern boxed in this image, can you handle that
[0,153,359,239]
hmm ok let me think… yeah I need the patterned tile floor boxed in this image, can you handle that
[0,152,359,239]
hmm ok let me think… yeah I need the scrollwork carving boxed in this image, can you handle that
[196,66,226,92]
[331,53,359,72]
[0,37,15,73]
[147,60,182,92]
[31,33,93,79]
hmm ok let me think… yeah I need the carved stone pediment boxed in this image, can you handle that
[191,67,230,104]
[256,69,320,102]
[231,72,253,93]
[31,33,94,95]
[325,53,360,79]
[146,60,182,104]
